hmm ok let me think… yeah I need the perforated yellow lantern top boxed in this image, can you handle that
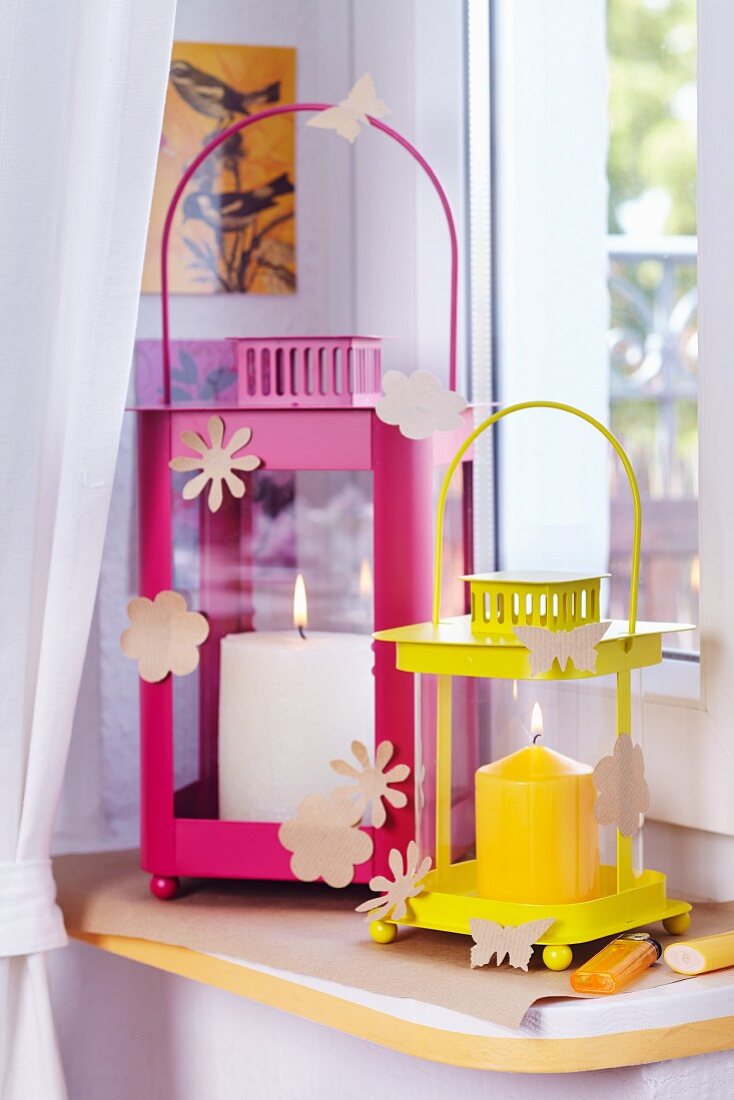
[465,570,608,636]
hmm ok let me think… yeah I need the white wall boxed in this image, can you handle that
[494,0,610,577]
[50,940,727,1100]
[54,0,734,896]
[136,0,354,342]
[57,0,356,853]
[56,0,468,847]
[135,0,466,381]
[53,4,734,1096]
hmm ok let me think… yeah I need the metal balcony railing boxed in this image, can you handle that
[606,235,698,648]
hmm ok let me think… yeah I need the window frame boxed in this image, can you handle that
[473,0,732,835]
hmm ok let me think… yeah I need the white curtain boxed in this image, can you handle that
[0,1,175,1095]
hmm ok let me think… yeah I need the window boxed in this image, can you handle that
[485,0,698,663]
[606,0,698,652]
[474,1,734,852]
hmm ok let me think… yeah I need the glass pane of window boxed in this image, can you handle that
[606,0,698,651]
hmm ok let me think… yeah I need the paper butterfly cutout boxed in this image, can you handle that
[513,621,611,677]
[469,917,554,972]
[307,73,389,143]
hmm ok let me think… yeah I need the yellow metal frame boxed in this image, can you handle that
[399,860,690,945]
[380,614,691,680]
[374,403,693,960]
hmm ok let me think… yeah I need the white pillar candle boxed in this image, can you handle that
[218,632,374,822]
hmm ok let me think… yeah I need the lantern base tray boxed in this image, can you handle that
[385,860,691,948]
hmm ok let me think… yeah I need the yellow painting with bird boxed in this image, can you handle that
[143,42,296,295]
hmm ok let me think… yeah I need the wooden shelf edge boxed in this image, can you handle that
[70,930,734,1074]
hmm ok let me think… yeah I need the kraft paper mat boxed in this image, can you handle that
[54,850,734,1031]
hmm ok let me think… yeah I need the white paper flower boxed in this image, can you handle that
[375,370,467,440]
[330,740,410,828]
[169,415,262,512]
[355,841,432,922]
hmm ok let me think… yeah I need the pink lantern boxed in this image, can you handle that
[128,103,474,898]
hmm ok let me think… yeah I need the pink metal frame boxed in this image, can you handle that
[137,103,469,894]
[161,102,458,396]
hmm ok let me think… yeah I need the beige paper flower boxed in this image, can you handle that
[330,740,410,828]
[278,794,374,888]
[120,590,209,683]
[375,370,467,440]
[355,841,432,922]
[594,733,650,838]
[169,415,262,512]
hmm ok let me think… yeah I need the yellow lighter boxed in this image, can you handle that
[571,932,662,994]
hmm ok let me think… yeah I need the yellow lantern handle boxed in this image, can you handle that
[433,401,642,633]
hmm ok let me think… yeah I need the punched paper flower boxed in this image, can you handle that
[330,740,410,828]
[169,415,261,512]
[375,370,467,440]
[593,733,650,838]
[120,590,209,683]
[278,794,374,888]
[355,841,432,922]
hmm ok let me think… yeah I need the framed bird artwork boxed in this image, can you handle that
[142,42,296,295]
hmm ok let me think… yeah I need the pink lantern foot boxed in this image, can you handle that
[149,875,180,901]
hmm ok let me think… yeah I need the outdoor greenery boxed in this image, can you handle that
[607,0,696,235]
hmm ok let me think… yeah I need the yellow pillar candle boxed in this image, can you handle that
[664,931,734,976]
[475,734,600,904]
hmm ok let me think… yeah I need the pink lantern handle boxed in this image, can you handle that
[160,102,459,401]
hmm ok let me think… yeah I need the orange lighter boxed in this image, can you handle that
[571,933,662,994]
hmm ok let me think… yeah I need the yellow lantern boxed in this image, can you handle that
[373,402,693,969]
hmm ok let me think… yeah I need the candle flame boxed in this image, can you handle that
[690,554,700,594]
[293,574,308,631]
[359,558,373,598]
[531,702,543,741]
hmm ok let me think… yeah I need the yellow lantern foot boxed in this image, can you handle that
[542,944,573,971]
[370,920,398,945]
[663,912,692,935]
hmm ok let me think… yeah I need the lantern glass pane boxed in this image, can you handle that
[415,668,645,894]
[170,467,374,822]
[434,461,473,616]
